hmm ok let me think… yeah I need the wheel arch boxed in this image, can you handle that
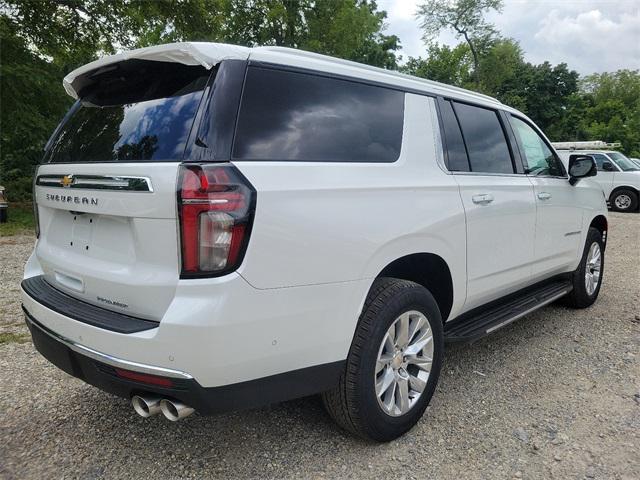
[375,253,454,322]
[589,214,608,250]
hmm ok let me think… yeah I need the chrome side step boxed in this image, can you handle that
[444,280,572,342]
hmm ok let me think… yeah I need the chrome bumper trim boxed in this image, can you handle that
[24,309,193,380]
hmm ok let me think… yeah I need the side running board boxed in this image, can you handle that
[444,280,572,342]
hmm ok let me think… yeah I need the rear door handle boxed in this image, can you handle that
[537,192,552,200]
[472,193,494,205]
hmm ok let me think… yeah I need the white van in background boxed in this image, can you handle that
[556,149,640,212]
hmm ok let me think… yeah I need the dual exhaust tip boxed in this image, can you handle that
[132,395,194,421]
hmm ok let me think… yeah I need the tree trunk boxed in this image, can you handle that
[462,31,480,85]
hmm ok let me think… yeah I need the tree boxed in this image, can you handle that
[417,0,502,84]
[401,43,472,86]
[578,71,640,155]
[2,0,143,66]
[0,16,72,200]
[497,61,579,135]
[227,0,401,69]
[475,38,522,95]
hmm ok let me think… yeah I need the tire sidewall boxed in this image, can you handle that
[355,285,444,440]
[574,228,605,305]
[611,190,638,212]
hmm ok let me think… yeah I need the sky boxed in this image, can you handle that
[378,0,640,75]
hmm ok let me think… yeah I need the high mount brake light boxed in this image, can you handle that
[178,164,255,277]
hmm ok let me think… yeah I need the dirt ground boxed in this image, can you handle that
[1,213,638,479]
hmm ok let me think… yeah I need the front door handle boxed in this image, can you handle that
[472,193,494,205]
[537,192,552,200]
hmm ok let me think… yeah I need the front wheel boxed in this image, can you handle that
[564,227,605,308]
[322,278,444,442]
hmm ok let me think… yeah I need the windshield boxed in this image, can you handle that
[608,152,640,172]
[45,60,211,163]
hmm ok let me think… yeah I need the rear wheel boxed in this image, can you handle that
[322,278,444,442]
[610,189,638,212]
[564,227,604,308]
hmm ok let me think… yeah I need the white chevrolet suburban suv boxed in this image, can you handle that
[22,42,608,441]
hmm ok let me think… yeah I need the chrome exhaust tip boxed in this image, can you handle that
[160,399,195,421]
[132,395,162,418]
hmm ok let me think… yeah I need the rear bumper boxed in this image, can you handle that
[21,265,367,388]
[24,309,344,414]
[21,276,158,334]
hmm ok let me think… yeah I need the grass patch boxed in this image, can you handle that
[0,332,31,345]
[0,203,35,236]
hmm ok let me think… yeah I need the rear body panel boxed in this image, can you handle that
[34,163,181,320]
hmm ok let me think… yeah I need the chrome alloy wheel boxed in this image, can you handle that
[375,310,434,417]
[585,242,602,296]
[614,194,632,210]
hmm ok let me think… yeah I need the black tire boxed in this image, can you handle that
[322,277,444,442]
[564,227,605,308]
[609,189,638,212]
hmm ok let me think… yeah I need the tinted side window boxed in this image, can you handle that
[439,100,469,171]
[233,67,404,162]
[453,102,513,174]
[510,116,564,176]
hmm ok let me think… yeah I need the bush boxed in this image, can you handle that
[1,172,33,202]
[0,202,35,236]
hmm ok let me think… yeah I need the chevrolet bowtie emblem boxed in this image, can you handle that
[60,175,74,187]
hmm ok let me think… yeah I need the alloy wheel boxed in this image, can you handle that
[585,242,602,296]
[375,310,434,417]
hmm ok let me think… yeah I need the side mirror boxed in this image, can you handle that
[568,155,597,185]
[602,161,615,172]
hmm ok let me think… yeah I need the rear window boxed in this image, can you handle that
[233,67,404,162]
[45,60,211,163]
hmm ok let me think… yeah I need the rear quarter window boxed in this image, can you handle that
[232,67,404,162]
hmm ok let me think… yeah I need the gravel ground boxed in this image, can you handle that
[1,214,638,480]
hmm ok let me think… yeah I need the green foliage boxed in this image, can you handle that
[417,0,503,81]
[498,61,579,135]
[476,38,523,95]
[134,0,401,69]
[0,203,35,237]
[578,71,640,156]
[0,17,72,185]
[401,43,472,85]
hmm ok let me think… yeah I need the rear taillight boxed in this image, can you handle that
[178,164,255,277]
